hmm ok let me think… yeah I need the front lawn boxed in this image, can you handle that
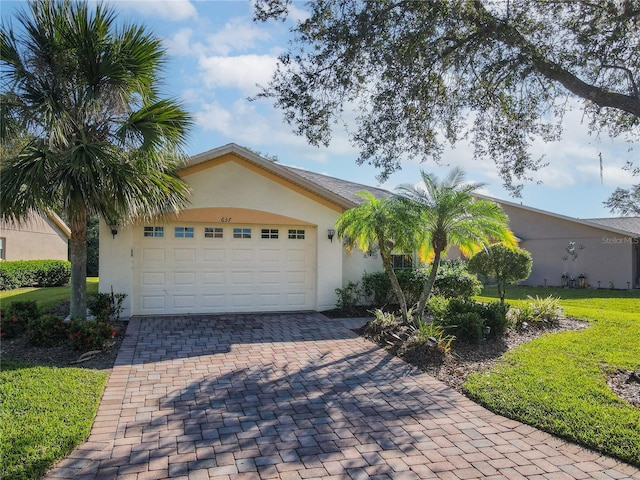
[468,286,640,465]
[0,278,108,479]
[0,277,99,313]
[0,360,108,480]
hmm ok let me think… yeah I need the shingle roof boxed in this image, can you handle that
[284,165,392,204]
[585,217,640,236]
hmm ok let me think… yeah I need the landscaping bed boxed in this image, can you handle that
[355,314,640,411]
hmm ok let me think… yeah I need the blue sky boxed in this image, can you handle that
[3,0,638,219]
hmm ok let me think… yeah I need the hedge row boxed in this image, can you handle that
[0,260,71,290]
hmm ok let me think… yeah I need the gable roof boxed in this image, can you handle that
[185,143,391,209]
[475,193,640,238]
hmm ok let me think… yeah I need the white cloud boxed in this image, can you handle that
[164,28,207,57]
[114,0,197,21]
[198,54,278,96]
[206,17,272,56]
[165,18,274,58]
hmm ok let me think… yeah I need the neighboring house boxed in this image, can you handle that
[476,194,640,289]
[99,144,388,317]
[0,211,70,262]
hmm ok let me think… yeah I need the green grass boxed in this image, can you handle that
[468,286,640,465]
[0,277,99,312]
[0,360,108,480]
[0,279,106,479]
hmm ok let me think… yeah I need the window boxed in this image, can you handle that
[261,228,279,239]
[0,237,5,260]
[204,227,223,238]
[288,229,305,239]
[143,226,164,238]
[233,228,251,239]
[391,254,413,269]
[174,227,194,238]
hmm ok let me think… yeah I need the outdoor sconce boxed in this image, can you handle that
[327,229,336,242]
[110,223,119,239]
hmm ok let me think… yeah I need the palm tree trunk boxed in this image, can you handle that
[417,249,442,320]
[379,244,409,323]
[69,203,88,320]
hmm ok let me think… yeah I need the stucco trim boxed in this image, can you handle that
[46,211,71,239]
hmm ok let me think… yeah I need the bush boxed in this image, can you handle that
[361,260,481,308]
[0,260,71,290]
[67,319,117,351]
[26,315,68,347]
[335,282,361,312]
[440,311,485,343]
[0,301,40,339]
[478,301,512,338]
[87,292,127,321]
[425,295,450,323]
[361,271,393,306]
[429,259,483,299]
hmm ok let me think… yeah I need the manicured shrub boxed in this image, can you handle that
[440,311,484,343]
[26,315,68,347]
[334,282,361,312]
[87,292,127,321]
[468,244,532,303]
[429,259,483,299]
[0,310,24,339]
[67,319,117,351]
[479,301,512,338]
[361,260,481,308]
[0,301,40,339]
[0,260,71,290]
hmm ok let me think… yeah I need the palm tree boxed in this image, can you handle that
[335,191,418,322]
[0,0,192,319]
[396,167,515,319]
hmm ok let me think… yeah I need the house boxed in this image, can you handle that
[0,211,70,262]
[477,195,640,289]
[99,144,388,317]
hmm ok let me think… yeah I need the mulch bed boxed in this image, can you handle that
[354,314,640,409]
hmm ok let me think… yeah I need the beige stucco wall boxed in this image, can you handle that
[500,204,636,289]
[0,213,68,261]
[99,155,346,316]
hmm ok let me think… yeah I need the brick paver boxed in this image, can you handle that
[44,313,639,479]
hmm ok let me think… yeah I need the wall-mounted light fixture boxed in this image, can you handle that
[110,223,119,239]
[327,229,336,242]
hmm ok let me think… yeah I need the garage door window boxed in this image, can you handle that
[175,227,194,238]
[261,229,279,239]
[204,227,223,238]
[233,228,251,239]
[288,229,305,239]
[143,226,164,237]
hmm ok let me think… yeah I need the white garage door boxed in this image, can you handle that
[133,224,316,315]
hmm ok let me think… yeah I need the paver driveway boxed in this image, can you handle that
[46,313,639,479]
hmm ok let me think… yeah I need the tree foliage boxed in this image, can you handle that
[604,184,640,216]
[335,191,418,322]
[468,243,533,303]
[396,167,515,318]
[0,0,192,318]
[255,0,640,194]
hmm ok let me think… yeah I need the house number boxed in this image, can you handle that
[220,217,232,223]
